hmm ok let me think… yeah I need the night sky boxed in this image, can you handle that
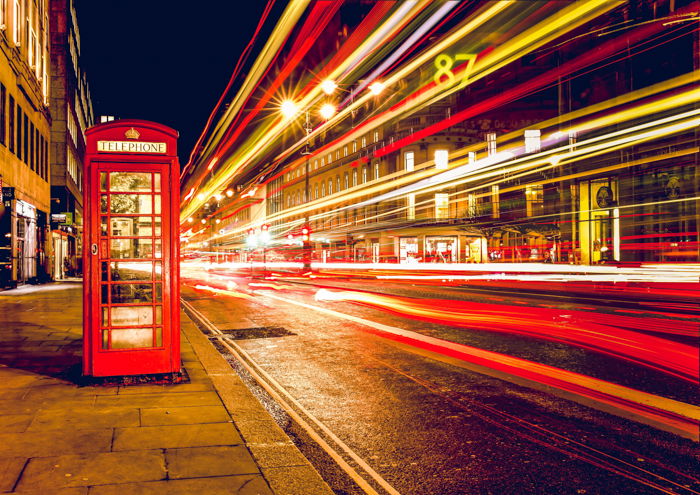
[74,1,275,168]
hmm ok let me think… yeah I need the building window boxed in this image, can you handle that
[336,176,340,192]
[524,129,541,153]
[352,141,357,153]
[407,194,415,220]
[373,163,379,180]
[435,193,449,219]
[467,193,476,217]
[362,167,368,183]
[328,154,332,164]
[13,0,20,45]
[314,184,319,200]
[486,132,497,156]
[321,157,325,167]
[526,184,544,217]
[373,130,379,143]
[314,159,318,170]
[8,95,14,153]
[344,145,348,157]
[434,149,448,170]
[0,0,6,28]
[321,182,325,196]
[344,173,349,190]
[0,83,5,146]
[404,151,414,172]
[491,185,500,219]
[17,106,22,161]
[353,170,357,187]
[361,136,366,148]
[336,150,340,160]
[328,179,333,195]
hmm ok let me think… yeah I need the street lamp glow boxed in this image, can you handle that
[320,79,337,94]
[196,193,205,201]
[319,103,336,120]
[214,194,222,201]
[280,99,299,119]
[200,219,206,224]
[368,81,385,95]
[187,217,193,223]
[225,189,234,197]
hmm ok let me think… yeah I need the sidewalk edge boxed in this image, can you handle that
[180,307,335,495]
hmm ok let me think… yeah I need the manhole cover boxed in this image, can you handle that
[215,326,295,340]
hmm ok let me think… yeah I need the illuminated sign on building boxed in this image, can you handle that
[97,141,167,153]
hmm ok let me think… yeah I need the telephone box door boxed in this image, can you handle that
[83,120,179,377]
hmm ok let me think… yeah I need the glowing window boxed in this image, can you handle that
[361,136,366,148]
[353,170,357,186]
[435,193,449,219]
[374,163,379,180]
[525,129,541,153]
[404,151,414,172]
[362,167,368,183]
[434,149,448,170]
[407,194,415,220]
[352,141,357,153]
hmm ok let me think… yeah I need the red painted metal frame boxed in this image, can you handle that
[83,120,180,377]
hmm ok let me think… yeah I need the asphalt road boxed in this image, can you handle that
[181,275,699,495]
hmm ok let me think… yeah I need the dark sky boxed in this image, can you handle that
[74,1,275,167]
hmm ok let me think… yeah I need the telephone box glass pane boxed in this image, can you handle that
[102,307,109,326]
[109,194,153,214]
[154,240,162,259]
[111,306,154,326]
[155,327,162,347]
[111,284,154,304]
[110,261,153,281]
[110,328,153,349]
[100,172,108,191]
[100,195,108,213]
[109,172,152,192]
[101,284,109,303]
[154,216,161,236]
[155,283,162,302]
[154,261,162,280]
[154,195,161,214]
[100,217,109,236]
[101,262,109,281]
[110,217,153,237]
[155,305,162,324]
[110,238,153,259]
[154,173,161,192]
[102,330,109,349]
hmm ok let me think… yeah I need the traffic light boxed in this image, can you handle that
[261,224,269,231]
[301,226,310,242]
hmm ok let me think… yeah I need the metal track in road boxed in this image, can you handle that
[181,298,402,495]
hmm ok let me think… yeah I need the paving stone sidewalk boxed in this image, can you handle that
[0,281,333,495]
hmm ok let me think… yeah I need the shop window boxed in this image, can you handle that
[491,185,500,219]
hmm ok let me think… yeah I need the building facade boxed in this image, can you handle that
[49,0,93,279]
[0,0,51,287]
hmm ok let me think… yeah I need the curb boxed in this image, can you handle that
[180,307,335,495]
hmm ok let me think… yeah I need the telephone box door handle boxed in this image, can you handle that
[91,243,98,256]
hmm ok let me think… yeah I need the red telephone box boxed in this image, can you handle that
[83,120,180,377]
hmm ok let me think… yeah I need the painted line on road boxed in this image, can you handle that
[255,291,700,441]
[181,297,402,495]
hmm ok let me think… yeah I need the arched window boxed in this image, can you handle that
[353,170,358,186]
[321,182,326,196]
[314,184,319,200]
[344,173,349,190]
[374,163,380,180]
[336,176,341,192]
[362,166,368,183]
[328,179,333,195]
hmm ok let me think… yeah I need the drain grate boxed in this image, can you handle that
[214,326,296,340]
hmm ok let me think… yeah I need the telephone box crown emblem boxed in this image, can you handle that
[125,128,140,140]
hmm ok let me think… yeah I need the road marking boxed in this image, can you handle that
[181,297,402,495]
[254,291,700,441]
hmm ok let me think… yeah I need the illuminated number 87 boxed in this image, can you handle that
[434,53,477,89]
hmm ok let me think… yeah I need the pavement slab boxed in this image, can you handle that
[27,406,140,431]
[139,404,232,426]
[0,457,27,492]
[87,475,274,495]
[94,390,221,408]
[113,422,243,451]
[262,466,335,495]
[165,445,260,479]
[0,428,113,457]
[15,450,166,490]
